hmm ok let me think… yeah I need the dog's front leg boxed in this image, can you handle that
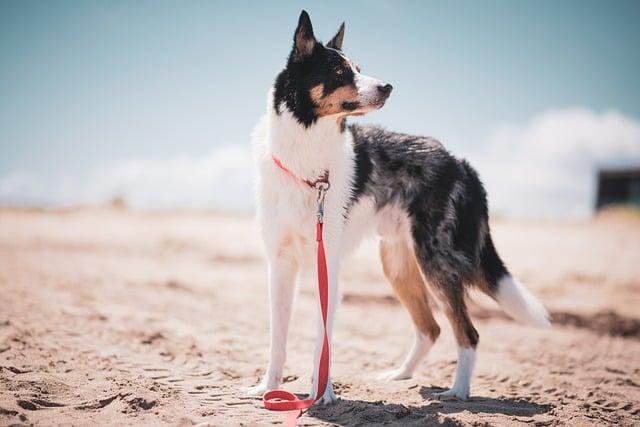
[246,251,298,396]
[309,212,342,405]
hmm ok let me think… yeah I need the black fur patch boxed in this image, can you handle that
[351,132,373,202]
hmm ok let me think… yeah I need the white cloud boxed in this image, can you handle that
[1,108,639,217]
[472,108,640,218]
[0,144,255,212]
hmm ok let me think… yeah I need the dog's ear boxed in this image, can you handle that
[327,22,345,50]
[293,10,317,60]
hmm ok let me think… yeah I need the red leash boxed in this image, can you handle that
[263,157,331,426]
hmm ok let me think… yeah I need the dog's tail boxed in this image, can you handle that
[478,234,551,327]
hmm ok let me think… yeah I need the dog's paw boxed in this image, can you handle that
[376,368,412,381]
[316,385,338,405]
[433,387,469,401]
[244,381,276,397]
[309,381,338,405]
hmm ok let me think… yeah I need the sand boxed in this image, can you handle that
[1,207,639,426]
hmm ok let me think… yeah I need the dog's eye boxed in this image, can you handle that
[335,69,343,76]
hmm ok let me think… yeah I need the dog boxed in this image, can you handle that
[247,10,550,403]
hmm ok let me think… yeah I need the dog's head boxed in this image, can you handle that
[273,10,392,127]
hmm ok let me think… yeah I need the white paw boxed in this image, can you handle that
[310,381,338,405]
[376,368,412,381]
[434,387,469,401]
[244,381,277,397]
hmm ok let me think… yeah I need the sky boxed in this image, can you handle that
[1,1,640,216]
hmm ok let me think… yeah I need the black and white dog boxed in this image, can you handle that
[248,11,549,403]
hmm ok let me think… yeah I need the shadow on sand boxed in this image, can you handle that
[307,386,552,426]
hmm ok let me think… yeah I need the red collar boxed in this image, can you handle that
[271,155,329,189]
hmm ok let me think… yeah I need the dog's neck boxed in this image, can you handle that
[268,99,346,182]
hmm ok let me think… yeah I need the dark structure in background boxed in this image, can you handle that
[595,168,640,210]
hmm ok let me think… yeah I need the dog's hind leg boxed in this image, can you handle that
[377,239,440,381]
[432,286,477,401]
[411,243,479,400]
[246,241,298,396]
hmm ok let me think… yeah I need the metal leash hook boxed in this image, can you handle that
[315,181,330,224]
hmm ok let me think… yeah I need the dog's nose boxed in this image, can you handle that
[377,83,393,96]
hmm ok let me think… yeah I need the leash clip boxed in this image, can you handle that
[315,182,330,223]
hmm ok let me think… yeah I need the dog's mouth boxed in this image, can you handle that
[341,97,389,115]
[370,97,389,109]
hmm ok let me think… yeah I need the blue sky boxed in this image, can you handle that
[1,1,640,215]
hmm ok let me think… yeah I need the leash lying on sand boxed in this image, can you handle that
[263,157,331,426]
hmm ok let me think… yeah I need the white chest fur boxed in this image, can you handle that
[252,93,406,271]
[253,93,355,262]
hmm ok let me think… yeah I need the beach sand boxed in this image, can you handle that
[1,207,639,426]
